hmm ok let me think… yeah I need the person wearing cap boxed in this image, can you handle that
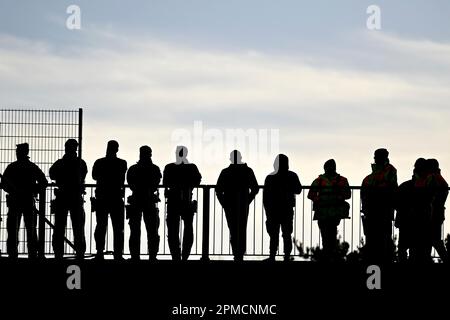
[263,154,302,261]
[49,139,88,260]
[308,159,351,262]
[92,140,127,261]
[126,146,162,261]
[1,143,47,259]
[361,148,398,263]
[216,150,259,262]
[163,146,202,261]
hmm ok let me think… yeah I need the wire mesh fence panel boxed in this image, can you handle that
[0,109,82,257]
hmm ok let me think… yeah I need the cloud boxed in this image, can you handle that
[0,30,450,187]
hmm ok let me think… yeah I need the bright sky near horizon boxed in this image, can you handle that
[1,0,450,191]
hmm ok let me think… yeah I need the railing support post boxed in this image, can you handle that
[38,189,46,258]
[201,186,210,261]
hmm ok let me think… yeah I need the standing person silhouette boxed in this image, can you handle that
[163,146,201,261]
[361,148,398,263]
[263,154,302,261]
[427,159,448,263]
[127,146,162,261]
[92,140,127,261]
[1,143,47,259]
[49,139,87,260]
[216,150,259,261]
[308,159,350,261]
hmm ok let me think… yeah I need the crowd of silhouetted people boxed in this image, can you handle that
[0,140,448,264]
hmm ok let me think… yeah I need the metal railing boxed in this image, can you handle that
[0,185,448,260]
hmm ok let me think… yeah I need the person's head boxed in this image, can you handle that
[139,145,152,161]
[426,158,440,174]
[175,146,188,163]
[16,143,29,160]
[229,150,242,164]
[273,154,289,173]
[106,140,119,157]
[324,159,337,175]
[374,148,389,165]
[65,139,78,155]
[414,158,427,176]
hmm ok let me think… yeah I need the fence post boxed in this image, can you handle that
[38,189,46,258]
[201,186,210,261]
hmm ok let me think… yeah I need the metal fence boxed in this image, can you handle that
[2,184,444,260]
[0,109,82,256]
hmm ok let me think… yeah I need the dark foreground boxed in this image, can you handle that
[0,258,448,319]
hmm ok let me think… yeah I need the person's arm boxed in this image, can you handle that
[92,160,99,182]
[35,165,48,192]
[292,173,302,195]
[215,171,226,208]
[341,177,351,200]
[307,179,319,202]
[49,160,59,182]
[262,176,272,211]
[127,166,136,192]
[248,169,259,204]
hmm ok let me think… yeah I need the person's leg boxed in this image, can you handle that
[110,198,125,260]
[6,206,21,259]
[23,205,38,259]
[52,208,68,259]
[281,209,294,259]
[181,210,194,260]
[167,204,181,261]
[94,202,108,258]
[143,206,160,261]
[70,199,86,259]
[265,213,279,260]
[128,210,142,260]
[235,206,249,261]
[431,219,448,263]
[224,208,238,258]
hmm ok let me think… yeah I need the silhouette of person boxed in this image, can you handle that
[127,146,162,261]
[308,159,351,261]
[361,148,398,263]
[49,139,87,260]
[163,146,202,261]
[263,154,302,261]
[395,170,415,263]
[406,158,436,263]
[427,159,448,263]
[92,140,127,261]
[1,143,47,259]
[216,150,259,261]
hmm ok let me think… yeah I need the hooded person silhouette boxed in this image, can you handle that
[216,150,259,261]
[308,159,350,261]
[92,140,127,261]
[163,146,202,261]
[1,143,47,259]
[263,154,302,261]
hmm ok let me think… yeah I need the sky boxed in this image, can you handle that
[1,0,450,189]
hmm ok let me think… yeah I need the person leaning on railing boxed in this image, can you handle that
[308,159,350,262]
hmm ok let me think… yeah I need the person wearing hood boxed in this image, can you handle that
[308,159,350,261]
[216,150,259,261]
[361,148,398,263]
[127,146,162,261]
[263,154,302,261]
